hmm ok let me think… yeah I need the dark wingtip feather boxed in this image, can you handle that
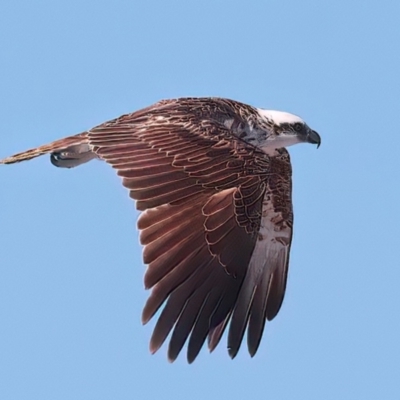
[247,273,272,357]
[208,318,229,353]
[228,346,239,359]
[247,332,264,358]
[227,283,256,359]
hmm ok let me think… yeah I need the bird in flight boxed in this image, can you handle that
[0,97,320,362]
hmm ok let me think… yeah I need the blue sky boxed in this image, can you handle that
[1,1,399,399]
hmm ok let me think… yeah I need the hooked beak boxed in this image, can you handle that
[307,129,321,148]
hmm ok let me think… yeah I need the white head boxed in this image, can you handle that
[255,108,321,150]
[257,109,304,125]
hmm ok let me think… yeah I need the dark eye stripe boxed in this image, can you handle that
[294,123,303,132]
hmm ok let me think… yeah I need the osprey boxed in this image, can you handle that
[0,97,320,362]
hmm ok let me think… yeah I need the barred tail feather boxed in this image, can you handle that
[0,132,93,168]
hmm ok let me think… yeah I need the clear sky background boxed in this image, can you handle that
[0,1,399,399]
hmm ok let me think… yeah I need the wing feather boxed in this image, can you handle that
[247,270,273,357]
[85,98,293,361]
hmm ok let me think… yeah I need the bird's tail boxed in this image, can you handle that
[0,132,96,168]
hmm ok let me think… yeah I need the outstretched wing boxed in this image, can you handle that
[87,98,294,362]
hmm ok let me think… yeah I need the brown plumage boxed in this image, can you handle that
[0,97,320,362]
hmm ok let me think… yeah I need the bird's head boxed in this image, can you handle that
[256,108,321,150]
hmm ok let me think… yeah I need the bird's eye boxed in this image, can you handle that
[294,123,303,133]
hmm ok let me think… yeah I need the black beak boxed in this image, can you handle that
[307,129,321,148]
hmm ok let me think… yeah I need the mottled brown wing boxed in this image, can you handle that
[87,99,274,361]
[211,149,293,359]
